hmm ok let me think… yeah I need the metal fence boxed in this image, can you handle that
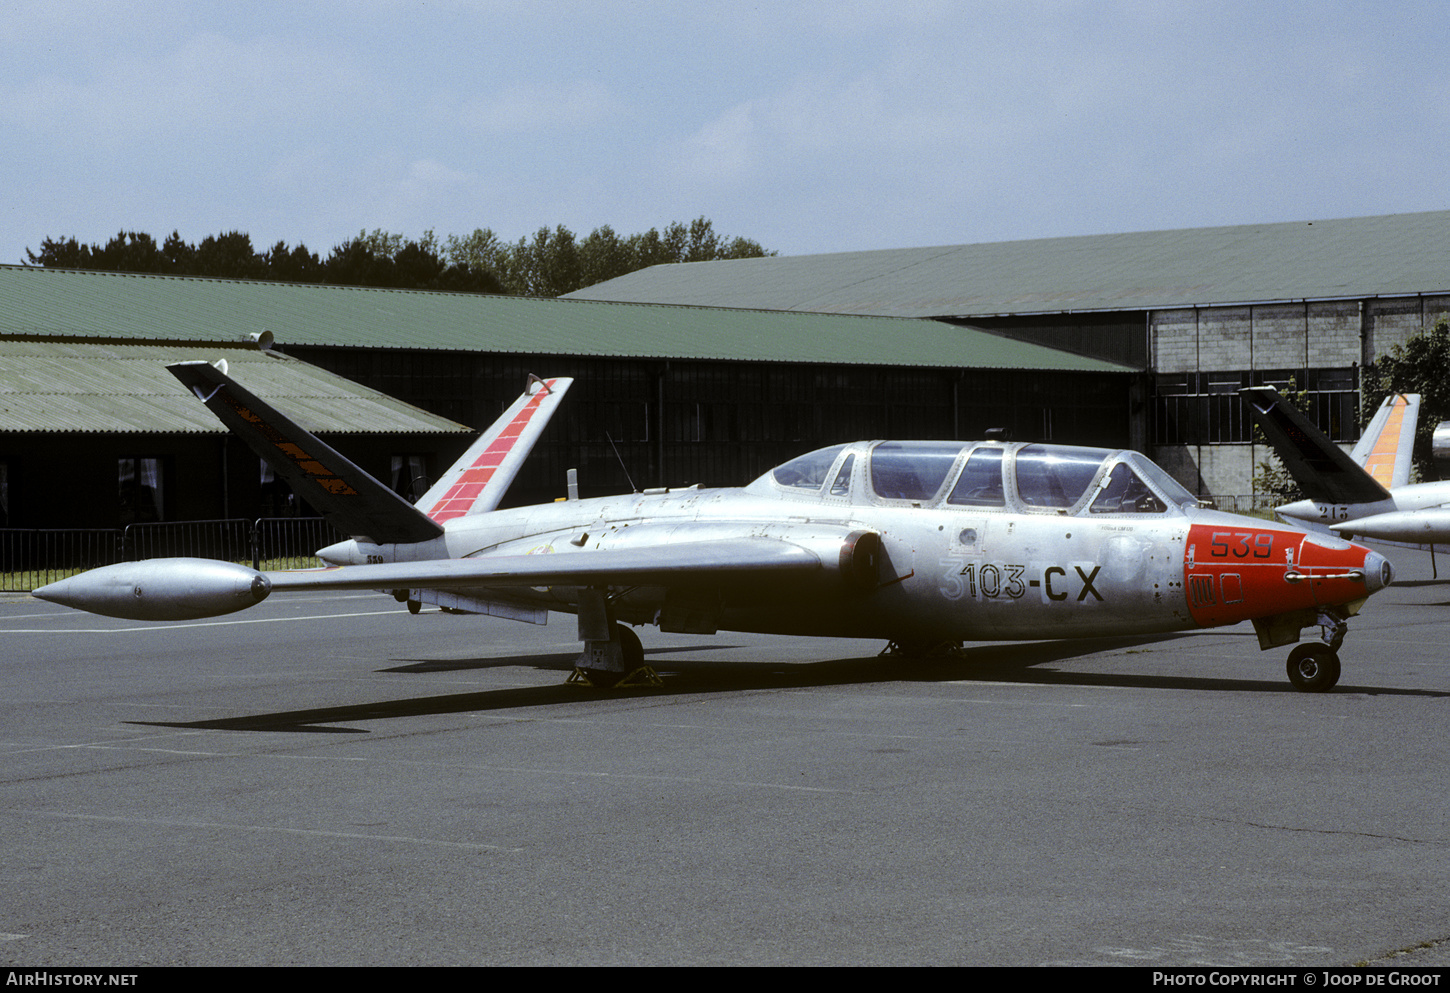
[1195,494,1279,516]
[0,517,345,592]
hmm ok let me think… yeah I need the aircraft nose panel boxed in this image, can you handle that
[1295,534,1390,606]
[1183,523,1388,629]
[1362,551,1394,594]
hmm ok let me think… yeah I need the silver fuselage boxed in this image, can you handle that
[321,441,1317,644]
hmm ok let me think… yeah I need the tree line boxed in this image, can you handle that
[22,217,772,297]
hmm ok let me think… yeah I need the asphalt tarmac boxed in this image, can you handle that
[3,542,1449,967]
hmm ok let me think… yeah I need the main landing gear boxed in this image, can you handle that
[567,622,662,689]
[567,588,662,689]
[1284,608,1347,692]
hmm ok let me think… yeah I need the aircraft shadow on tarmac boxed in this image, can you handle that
[128,633,1450,734]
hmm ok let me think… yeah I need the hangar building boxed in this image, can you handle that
[0,264,1130,531]
[566,210,1450,496]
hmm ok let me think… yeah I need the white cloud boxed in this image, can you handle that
[678,102,758,182]
[3,30,366,150]
[457,80,623,135]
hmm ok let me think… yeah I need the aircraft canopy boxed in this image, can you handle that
[763,441,1197,516]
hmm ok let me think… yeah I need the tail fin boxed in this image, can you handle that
[168,361,445,544]
[1239,387,1390,504]
[416,376,573,522]
[1349,393,1419,490]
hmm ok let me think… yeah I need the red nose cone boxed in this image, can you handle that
[1295,533,1392,603]
[1184,523,1390,629]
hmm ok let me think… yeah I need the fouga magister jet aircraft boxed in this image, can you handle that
[1240,386,1450,546]
[35,363,1394,692]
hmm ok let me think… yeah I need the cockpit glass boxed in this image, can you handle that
[869,442,962,501]
[1089,463,1167,514]
[771,445,846,490]
[1014,444,1112,509]
[1128,455,1200,510]
[947,448,1006,507]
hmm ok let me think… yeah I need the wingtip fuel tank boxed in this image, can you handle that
[33,558,272,621]
[1333,509,1450,543]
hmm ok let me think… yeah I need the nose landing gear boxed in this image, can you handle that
[1284,608,1347,692]
[1286,642,1341,692]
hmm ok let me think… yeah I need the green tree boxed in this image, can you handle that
[1360,316,1450,481]
[49,231,168,273]
[25,217,769,297]
[160,231,196,273]
[326,229,505,293]
[511,225,582,297]
[25,235,84,268]
[443,227,512,289]
[442,216,774,297]
[192,231,266,280]
[577,224,635,288]
[264,240,323,283]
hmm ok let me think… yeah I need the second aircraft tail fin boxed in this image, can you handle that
[1239,386,1390,505]
[1349,392,1419,490]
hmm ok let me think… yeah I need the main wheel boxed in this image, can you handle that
[615,623,645,669]
[1286,643,1341,692]
[577,625,646,689]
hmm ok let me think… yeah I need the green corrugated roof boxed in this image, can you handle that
[0,340,470,434]
[0,264,1129,373]
[565,210,1450,317]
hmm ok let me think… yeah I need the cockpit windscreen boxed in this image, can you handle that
[869,442,961,501]
[947,448,1006,507]
[1013,445,1113,509]
[771,445,847,490]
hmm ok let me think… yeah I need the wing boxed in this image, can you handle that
[169,361,445,544]
[267,538,823,593]
[1349,392,1419,491]
[1239,387,1390,504]
[33,538,829,621]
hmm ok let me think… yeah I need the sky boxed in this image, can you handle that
[2,0,1447,266]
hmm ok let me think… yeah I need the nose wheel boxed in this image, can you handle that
[1286,643,1341,692]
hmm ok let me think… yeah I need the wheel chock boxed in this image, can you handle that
[567,665,663,689]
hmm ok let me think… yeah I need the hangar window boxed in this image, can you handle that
[391,455,431,502]
[588,400,649,444]
[118,457,166,525]
[1152,369,1360,445]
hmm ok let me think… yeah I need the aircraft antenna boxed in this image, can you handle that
[605,432,639,493]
